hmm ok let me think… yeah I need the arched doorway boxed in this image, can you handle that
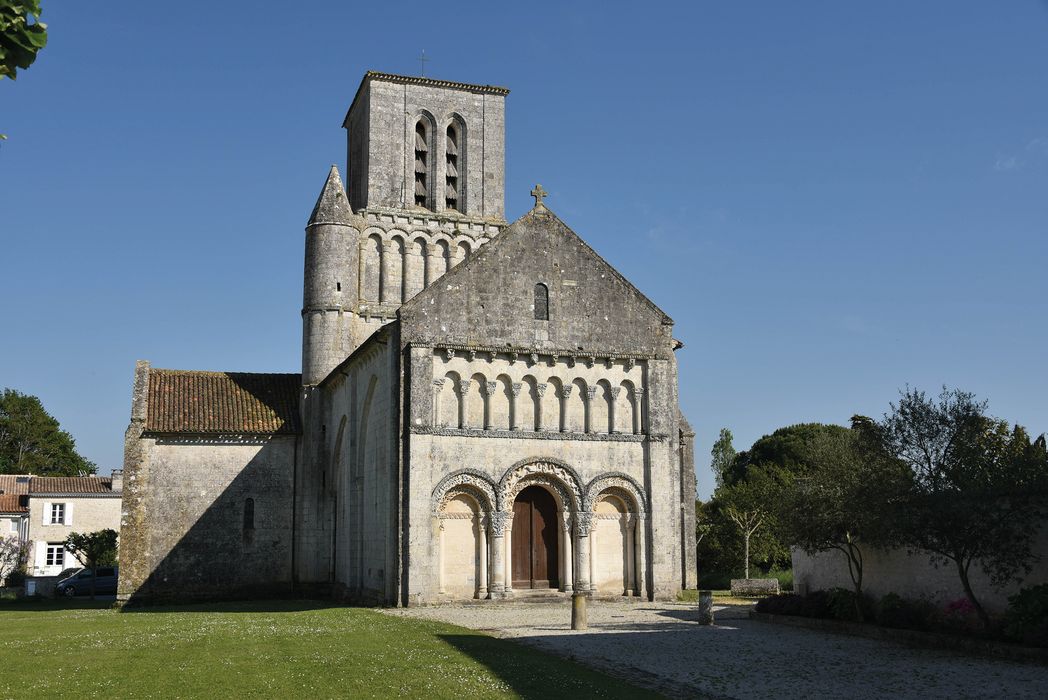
[512,485,559,589]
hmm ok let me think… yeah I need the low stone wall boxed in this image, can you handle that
[25,576,59,598]
[731,578,780,597]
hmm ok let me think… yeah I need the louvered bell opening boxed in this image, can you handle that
[415,131,428,151]
[446,138,457,156]
[415,154,427,172]
[445,181,458,198]
[415,178,428,196]
[446,160,458,177]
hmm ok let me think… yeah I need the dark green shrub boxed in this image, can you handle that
[1004,584,1048,647]
[755,590,833,618]
[4,569,26,588]
[826,587,874,622]
[875,593,938,631]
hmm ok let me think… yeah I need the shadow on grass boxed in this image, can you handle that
[0,598,114,611]
[437,633,662,700]
[118,598,349,615]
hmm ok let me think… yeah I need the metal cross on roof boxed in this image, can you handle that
[530,184,548,207]
[418,50,429,77]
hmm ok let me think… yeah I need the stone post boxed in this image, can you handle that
[574,511,593,594]
[571,592,588,630]
[698,590,714,625]
[489,512,507,597]
[510,383,522,430]
[477,515,488,599]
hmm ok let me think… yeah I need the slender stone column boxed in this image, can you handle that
[560,385,573,432]
[425,242,442,287]
[560,512,573,592]
[381,241,399,304]
[437,519,446,594]
[609,387,621,434]
[574,511,593,593]
[489,512,507,596]
[585,386,597,433]
[589,515,598,592]
[625,514,636,596]
[536,383,547,431]
[510,383,522,430]
[477,515,488,599]
[635,512,647,599]
[632,387,645,435]
[483,381,497,430]
[457,380,470,430]
[504,514,514,594]
[432,379,446,427]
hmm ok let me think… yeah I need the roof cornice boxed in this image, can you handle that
[344,71,510,127]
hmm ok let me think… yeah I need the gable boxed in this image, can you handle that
[399,206,674,357]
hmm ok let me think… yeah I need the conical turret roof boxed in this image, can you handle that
[307,165,354,226]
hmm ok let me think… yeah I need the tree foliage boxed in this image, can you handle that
[719,465,789,579]
[710,427,736,488]
[874,387,1048,629]
[779,421,910,620]
[0,0,47,80]
[63,529,118,599]
[0,535,28,584]
[0,388,96,476]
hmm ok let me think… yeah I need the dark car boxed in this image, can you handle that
[55,567,118,597]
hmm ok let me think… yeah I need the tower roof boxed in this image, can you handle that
[344,71,510,127]
[307,165,354,226]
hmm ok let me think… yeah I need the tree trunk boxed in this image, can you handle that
[743,532,750,579]
[956,557,990,630]
[845,540,864,623]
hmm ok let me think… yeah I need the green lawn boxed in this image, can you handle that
[0,599,658,699]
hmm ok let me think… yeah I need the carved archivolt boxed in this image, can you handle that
[431,469,497,515]
[584,472,647,513]
[497,458,584,513]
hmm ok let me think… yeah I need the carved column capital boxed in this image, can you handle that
[484,381,498,396]
[633,386,645,399]
[575,511,595,537]
[490,511,510,537]
[457,380,471,396]
[510,382,522,397]
[536,383,548,397]
[610,387,622,399]
[559,511,573,532]
[432,378,446,390]
[586,386,598,401]
[560,386,573,399]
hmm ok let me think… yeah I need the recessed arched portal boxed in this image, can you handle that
[511,485,560,589]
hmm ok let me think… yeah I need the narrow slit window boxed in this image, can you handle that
[414,121,428,208]
[445,124,459,212]
[336,282,341,292]
[244,498,255,531]
[534,283,549,321]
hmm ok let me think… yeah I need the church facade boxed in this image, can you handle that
[118,72,696,606]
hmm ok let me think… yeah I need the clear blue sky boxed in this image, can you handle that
[2,1,1046,499]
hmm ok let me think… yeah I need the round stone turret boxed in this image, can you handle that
[302,165,359,385]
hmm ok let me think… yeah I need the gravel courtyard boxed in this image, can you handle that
[385,600,1048,699]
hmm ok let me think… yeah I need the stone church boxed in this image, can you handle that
[118,71,697,605]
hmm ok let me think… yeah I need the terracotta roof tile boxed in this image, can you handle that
[146,369,302,435]
[0,494,27,514]
[0,475,31,495]
[30,476,115,494]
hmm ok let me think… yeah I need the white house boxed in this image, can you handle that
[26,472,122,577]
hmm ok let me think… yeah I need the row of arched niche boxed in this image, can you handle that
[432,460,649,600]
[435,372,644,435]
[360,232,488,306]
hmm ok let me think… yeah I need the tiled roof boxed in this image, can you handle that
[145,368,302,435]
[0,475,31,495]
[30,476,115,494]
[0,494,27,514]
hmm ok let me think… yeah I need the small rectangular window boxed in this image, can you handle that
[336,282,341,292]
[46,544,64,567]
[50,503,65,524]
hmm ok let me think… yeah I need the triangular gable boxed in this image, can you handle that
[399,206,674,356]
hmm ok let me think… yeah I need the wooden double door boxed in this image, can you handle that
[512,485,560,589]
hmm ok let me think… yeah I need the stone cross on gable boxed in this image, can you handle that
[530,184,548,208]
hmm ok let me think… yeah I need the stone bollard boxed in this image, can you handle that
[571,592,588,630]
[698,590,714,625]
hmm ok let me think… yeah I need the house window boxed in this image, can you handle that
[9,519,16,533]
[534,283,549,321]
[244,498,255,531]
[45,543,64,567]
[414,121,429,208]
[445,124,460,212]
[50,503,65,524]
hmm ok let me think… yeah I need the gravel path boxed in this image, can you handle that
[384,600,1048,699]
